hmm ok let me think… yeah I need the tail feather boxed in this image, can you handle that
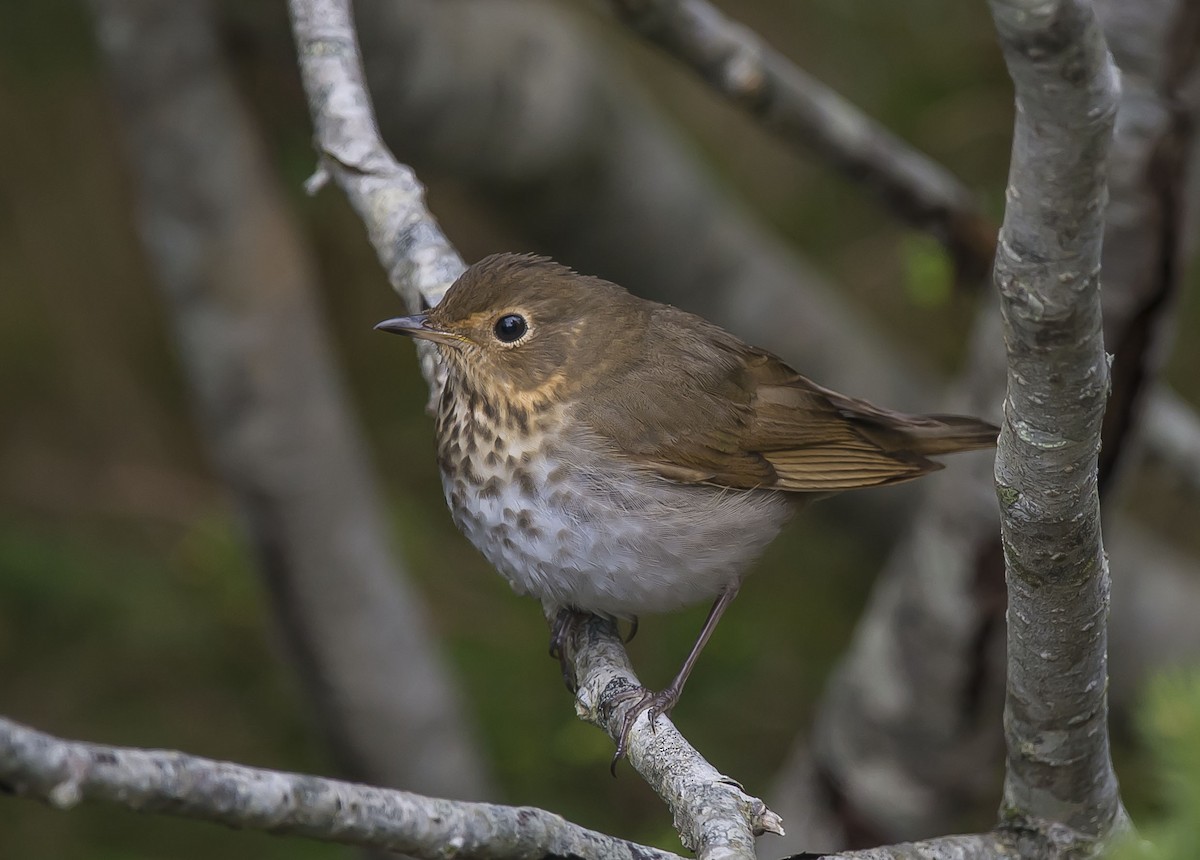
[811,386,996,457]
[892,413,999,455]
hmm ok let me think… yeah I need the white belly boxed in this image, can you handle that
[441,442,792,618]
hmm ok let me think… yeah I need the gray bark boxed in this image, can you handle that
[0,714,1050,860]
[88,0,492,800]
[563,615,783,860]
[986,0,1126,836]
[0,716,680,860]
[772,0,1198,847]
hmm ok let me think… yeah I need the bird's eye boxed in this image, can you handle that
[493,313,528,344]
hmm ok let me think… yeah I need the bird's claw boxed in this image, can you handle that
[607,686,679,774]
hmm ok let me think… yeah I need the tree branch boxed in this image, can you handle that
[562,616,783,858]
[289,0,462,406]
[0,714,1049,859]
[774,0,1197,846]
[0,716,681,860]
[599,0,996,282]
[986,0,1126,838]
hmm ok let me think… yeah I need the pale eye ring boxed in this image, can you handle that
[493,313,528,343]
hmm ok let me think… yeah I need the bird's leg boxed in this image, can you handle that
[548,607,587,692]
[610,585,740,768]
[624,615,639,643]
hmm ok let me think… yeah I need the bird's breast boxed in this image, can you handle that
[435,383,791,617]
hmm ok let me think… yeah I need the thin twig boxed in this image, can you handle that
[602,0,997,283]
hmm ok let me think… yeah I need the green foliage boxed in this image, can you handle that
[1109,672,1200,860]
[0,518,348,860]
[901,233,954,309]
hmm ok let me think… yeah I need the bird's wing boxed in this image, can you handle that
[579,314,995,493]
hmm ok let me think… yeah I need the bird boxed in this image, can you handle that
[376,252,997,762]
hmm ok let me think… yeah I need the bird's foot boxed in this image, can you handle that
[608,685,679,773]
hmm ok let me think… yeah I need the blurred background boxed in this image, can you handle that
[3,0,1200,857]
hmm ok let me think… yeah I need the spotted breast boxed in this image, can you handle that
[435,374,793,619]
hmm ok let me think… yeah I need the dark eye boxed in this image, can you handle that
[493,313,528,343]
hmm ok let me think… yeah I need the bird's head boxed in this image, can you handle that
[376,253,644,403]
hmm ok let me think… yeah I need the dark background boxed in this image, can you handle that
[2,1,1197,857]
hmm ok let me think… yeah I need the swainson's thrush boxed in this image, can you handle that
[377,253,996,759]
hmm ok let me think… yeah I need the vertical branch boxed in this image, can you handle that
[987,0,1126,837]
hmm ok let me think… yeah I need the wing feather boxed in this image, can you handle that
[576,306,995,494]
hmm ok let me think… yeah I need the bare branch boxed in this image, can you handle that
[776,0,1198,846]
[986,0,1126,837]
[88,0,491,799]
[562,616,783,859]
[0,714,1058,859]
[599,0,996,281]
[0,716,682,860]
[289,0,462,405]
[287,0,785,853]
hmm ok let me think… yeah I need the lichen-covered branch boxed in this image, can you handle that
[289,0,462,405]
[287,0,784,854]
[0,713,1061,859]
[0,716,682,860]
[987,0,1127,838]
[562,615,783,859]
[600,0,996,281]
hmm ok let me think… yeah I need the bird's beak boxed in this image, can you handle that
[374,313,462,347]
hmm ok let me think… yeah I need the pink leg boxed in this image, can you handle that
[610,585,740,768]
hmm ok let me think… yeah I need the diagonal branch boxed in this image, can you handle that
[563,616,783,857]
[289,0,463,407]
[986,0,1127,838]
[287,0,778,855]
[600,0,997,282]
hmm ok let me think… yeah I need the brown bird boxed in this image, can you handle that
[377,252,996,760]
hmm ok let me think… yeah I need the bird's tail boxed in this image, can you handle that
[821,387,999,457]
